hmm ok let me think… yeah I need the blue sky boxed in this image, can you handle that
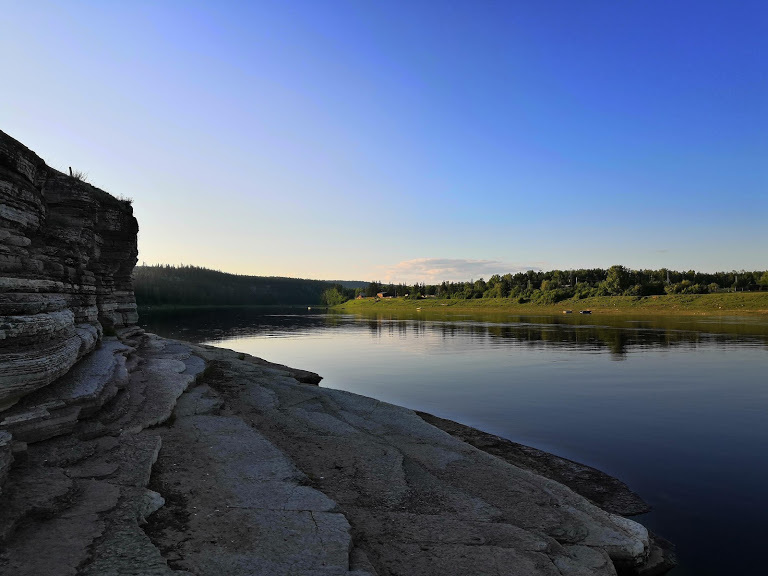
[2,1,766,282]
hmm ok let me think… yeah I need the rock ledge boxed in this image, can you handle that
[0,332,676,575]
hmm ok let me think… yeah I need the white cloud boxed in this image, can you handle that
[376,258,541,284]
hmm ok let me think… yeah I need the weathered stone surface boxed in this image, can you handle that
[0,336,183,576]
[0,337,138,445]
[0,332,86,411]
[102,335,202,434]
[0,464,75,541]
[0,479,120,576]
[0,430,12,493]
[0,404,81,443]
[17,339,131,415]
[139,489,166,524]
[0,331,674,575]
[173,383,224,416]
[177,345,669,576]
[148,413,358,575]
[0,129,138,410]
[416,411,651,516]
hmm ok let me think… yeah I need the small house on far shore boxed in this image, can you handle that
[377,291,393,298]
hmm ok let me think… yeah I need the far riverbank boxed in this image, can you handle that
[336,292,768,316]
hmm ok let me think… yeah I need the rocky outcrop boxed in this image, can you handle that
[148,343,673,576]
[0,333,672,575]
[0,430,12,494]
[0,129,138,411]
[0,333,206,576]
[415,412,651,517]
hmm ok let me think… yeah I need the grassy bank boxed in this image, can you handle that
[336,292,768,316]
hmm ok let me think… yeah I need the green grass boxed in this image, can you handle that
[337,292,768,316]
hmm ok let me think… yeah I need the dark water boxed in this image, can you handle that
[140,307,768,575]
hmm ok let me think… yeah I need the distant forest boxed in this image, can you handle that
[133,265,365,306]
[341,266,768,306]
[133,265,768,307]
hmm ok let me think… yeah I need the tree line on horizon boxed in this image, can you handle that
[133,264,768,307]
[132,264,364,306]
[341,266,768,306]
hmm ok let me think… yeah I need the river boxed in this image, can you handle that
[139,307,768,575]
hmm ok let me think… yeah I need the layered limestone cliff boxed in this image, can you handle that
[0,129,138,411]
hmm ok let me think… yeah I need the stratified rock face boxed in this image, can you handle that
[0,130,138,411]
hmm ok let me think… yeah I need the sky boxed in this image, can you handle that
[2,0,766,283]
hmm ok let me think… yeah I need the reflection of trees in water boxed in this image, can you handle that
[360,317,736,360]
[139,307,336,343]
[431,321,740,361]
[364,318,429,340]
[140,307,766,359]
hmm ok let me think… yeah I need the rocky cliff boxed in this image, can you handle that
[0,129,138,412]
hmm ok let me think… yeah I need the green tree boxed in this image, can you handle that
[540,280,556,291]
[601,265,632,295]
[321,287,348,306]
[365,282,382,297]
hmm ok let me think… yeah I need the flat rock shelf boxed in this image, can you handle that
[0,329,674,575]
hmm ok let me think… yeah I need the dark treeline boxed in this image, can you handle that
[358,266,768,305]
[134,264,768,307]
[133,265,364,306]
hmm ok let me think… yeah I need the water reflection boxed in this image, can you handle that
[140,306,768,361]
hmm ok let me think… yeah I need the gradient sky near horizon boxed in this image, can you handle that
[2,1,766,283]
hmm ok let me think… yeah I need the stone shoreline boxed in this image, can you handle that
[1,330,675,575]
[413,412,650,518]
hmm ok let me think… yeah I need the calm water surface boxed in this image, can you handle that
[140,307,768,576]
